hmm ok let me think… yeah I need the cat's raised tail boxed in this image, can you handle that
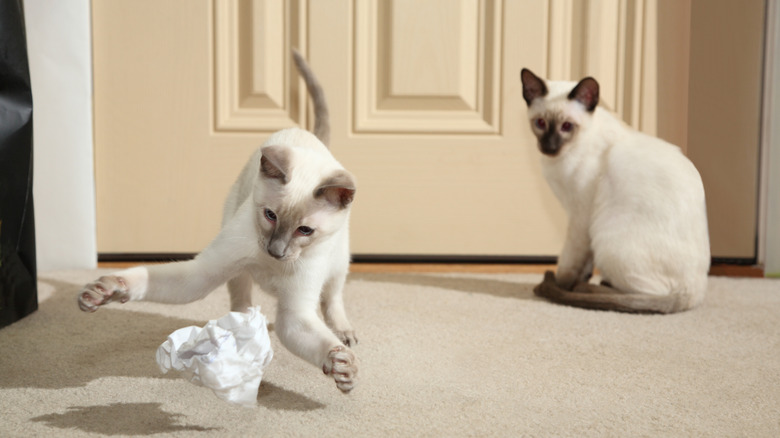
[533,271,690,314]
[292,49,330,146]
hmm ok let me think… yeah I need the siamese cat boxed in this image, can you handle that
[520,68,710,314]
[78,50,358,393]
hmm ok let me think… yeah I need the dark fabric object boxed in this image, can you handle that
[0,0,37,329]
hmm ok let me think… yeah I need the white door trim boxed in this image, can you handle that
[759,0,780,276]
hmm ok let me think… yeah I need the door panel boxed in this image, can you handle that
[353,0,501,134]
[213,0,307,132]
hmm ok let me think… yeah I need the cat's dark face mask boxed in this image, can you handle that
[537,119,564,156]
[531,116,577,157]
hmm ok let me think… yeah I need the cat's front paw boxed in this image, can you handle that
[77,275,130,312]
[322,345,357,393]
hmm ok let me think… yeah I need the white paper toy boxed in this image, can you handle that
[156,306,273,407]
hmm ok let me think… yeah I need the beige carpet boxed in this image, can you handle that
[1,269,779,437]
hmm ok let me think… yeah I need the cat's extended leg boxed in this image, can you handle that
[276,295,358,393]
[78,256,244,312]
[555,222,593,290]
[78,209,255,311]
[228,271,254,312]
[320,274,357,347]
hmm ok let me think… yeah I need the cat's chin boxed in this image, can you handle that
[539,145,562,157]
[266,252,301,263]
[276,256,300,263]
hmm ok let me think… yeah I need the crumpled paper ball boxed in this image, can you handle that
[156,306,273,407]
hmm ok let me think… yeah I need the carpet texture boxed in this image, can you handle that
[1,269,779,437]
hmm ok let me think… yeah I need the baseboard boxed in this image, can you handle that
[350,254,559,264]
[98,253,759,273]
[98,253,196,262]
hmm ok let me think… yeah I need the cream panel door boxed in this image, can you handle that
[94,0,758,259]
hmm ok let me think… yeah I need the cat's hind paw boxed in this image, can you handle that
[322,345,357,393]
[77,275,131,312]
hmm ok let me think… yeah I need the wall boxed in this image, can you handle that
[24,0,96,270]
[687,0,765,260]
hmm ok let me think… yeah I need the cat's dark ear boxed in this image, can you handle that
[520,68,548,106]
[260,145,290,184]
[568,77,599,112]
[315,170,356,209]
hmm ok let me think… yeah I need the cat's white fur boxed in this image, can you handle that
[78,52,358,392]
[522,69,710,313]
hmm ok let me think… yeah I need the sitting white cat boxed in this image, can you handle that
[520,68,710,313]
[78,50,358,392]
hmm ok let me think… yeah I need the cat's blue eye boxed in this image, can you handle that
[535,118,546,130]
[297,226,314,236]
[561,121,573,132]
[264,208,277,223]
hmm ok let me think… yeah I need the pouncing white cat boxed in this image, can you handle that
[78,50,359,392]
[520,68,710,314]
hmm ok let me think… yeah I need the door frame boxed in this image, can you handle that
[759,0,780,277]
